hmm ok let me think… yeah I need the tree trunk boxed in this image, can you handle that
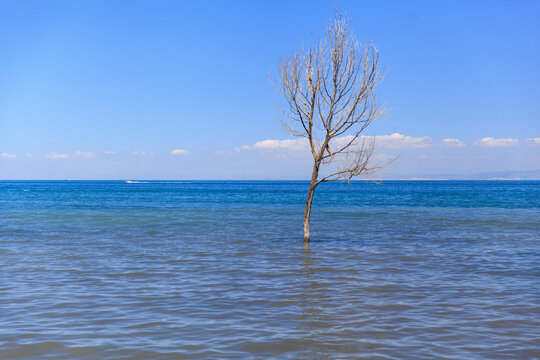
[303,161,320,243]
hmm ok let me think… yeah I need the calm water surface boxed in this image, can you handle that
[1,181,539,359]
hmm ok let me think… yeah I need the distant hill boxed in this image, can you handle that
[391,169,540,180]
[468,169,540,180]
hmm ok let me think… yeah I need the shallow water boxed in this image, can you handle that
[1,180,539,359]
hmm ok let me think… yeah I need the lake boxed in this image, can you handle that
[1,180,539,359]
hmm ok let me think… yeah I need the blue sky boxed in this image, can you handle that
[0,0,538,179]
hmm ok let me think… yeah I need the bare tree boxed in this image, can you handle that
[277,13,388,242]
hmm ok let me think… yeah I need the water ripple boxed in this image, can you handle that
[1,181,539,359]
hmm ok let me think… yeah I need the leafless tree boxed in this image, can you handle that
[277,13,388,242]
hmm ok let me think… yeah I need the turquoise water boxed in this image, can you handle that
[1,180,539,359]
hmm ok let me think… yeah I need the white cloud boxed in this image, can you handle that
[171,149,190,156]
[133,151,154,156]
[104,150,117,154]
[234,145,251,152]
[1,152,16,158]
[232,133,433,154]
[46,152,70,159]
[232,139,308,153]
[45,151,96,159]
[253,139,308,150]
[372,133,433,148]
[526,137,540,146]
[442,138,466,147]
[25,153,34,158]
[439,154,490,160]
[474,137,519,147]
[335,133,432,149]
[75,151,96,158]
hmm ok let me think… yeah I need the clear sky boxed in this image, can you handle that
[1,0,538,179]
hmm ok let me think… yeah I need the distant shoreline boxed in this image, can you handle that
[1,179,539,182]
